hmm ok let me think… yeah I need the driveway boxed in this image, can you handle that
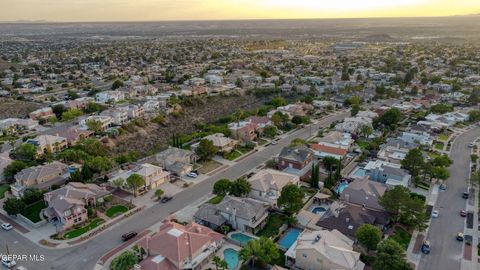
[418,126,480,270]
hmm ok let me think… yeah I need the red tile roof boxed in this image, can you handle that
[311,144,348,156]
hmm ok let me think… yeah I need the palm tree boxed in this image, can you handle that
[212,256,229,270]
[239,237,280,268]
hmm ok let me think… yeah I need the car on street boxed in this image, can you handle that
[1,223,12,230]
[439,183,447,190]
[121,231,138,241]
[271,140,278,145]
[456,232,464,241]
[462,191,469,199]
[431,210,439,218]
[186,172,198,178]
[16,266,27,270]
[460,210,467,217]
[468,143,474,148]
[161,196,173,203]
[1,258,16,268]
[421,240,431,254]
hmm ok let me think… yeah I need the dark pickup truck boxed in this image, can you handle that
[122,231,138,241]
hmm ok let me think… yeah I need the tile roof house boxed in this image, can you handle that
[311,144,348,160]
[317,131,353,149]
[340,179,386,211]
[285,229,365,270]
[192,133,238,153]
[29,107,55,120]
[228,121,259,142]
[110,163,170,194]
[247,169,300,207]
[137,220,224,270]
[277,147,315,179]
[12,162,69,197]
[194,196,269,234]
[26,134,68,155]
[154,147,198,176]
[316,201,389,239]
[54,126,94,146]
[43,182,110,231]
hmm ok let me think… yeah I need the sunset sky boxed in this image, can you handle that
[0,0,479,22]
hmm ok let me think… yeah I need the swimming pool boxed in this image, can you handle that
[352,168,366,177]
[223,248,239,270]
[278,228,303,250]
[336,182,349,194]
[230,233,254,246]
[312,206,327,214]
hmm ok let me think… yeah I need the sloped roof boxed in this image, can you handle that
[248,168,299,192]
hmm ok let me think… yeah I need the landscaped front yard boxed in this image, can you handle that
[0,184,9,199]
[64,218,105,239]
[257,213,289,238]
[105,205,129,218]
[208,195,224,204]
[197,160,223,174]
[23,200,47,223]
[437,133,449,141]
[224,145,255,161]
[434,142,444,150]
[389,226,412,250]
[356,139,370,150]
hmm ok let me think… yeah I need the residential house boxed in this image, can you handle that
[285,229,365,270]
[29,107,55,120]
[26,134,68,155]
[109,163,170,194]
[95,90,125,103]
[80,115,113,131]
[316,201,389,238]
[312,100,335,112]
[137,220,224,270]
[377,138,418,164]
[154,147,198,176]
[340,179,386,211]
[192,133,238,153]
[318,131,353,150]
[228,121,258,142]
[100,109,128,126]
[400,131,433,147]
[364,160,411,187]
[194,196,269,234]
[12,162,69,197]
[143,100,160,113]
[245,116,272,129]
[311,144,348,160]
[43,182,109,231]
[54,126,93,146]
[0,118,38,136]
[247,169,300,207]
[277,147,315,179]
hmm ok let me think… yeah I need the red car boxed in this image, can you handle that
[460,210,467,217]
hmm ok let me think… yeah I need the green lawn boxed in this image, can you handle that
[0,184,9,199]
[389,227,412,250]
[437,134,449,141]
[64,218,105,239]
[224,150,243,161]
[22,201,47,223]
[105,205,129,218]
[208,195,225,204]
[197,160,223,174]
[356,140,370,150]
[434,142,444,150]
[257,213,289,238]
[428,151,441,159]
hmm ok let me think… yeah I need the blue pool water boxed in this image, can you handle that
[312,206,327,214]
[231,233,254,245]
[278,228,303,250]
[336,182,349,193]
[353,168,366,177]
[223,248,239,270]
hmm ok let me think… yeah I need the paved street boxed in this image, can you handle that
[0,111,349,270]
[418,126,480,270]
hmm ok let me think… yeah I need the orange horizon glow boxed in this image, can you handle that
[0,0,479,22]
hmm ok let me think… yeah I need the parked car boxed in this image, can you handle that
[121,231,138,241]
[270,140,278,145]
[462,191,469,199]
[421,240,431,254]
[16,266,27,270]
[439,184,447,191]
[431,210,439,218]
[1,223,12,231]
[1,258,16,268]
[161,196,173,203]
[186,172,198,178]
[460,210,467,217]
[456,232,464,241]
[468,143,474,148]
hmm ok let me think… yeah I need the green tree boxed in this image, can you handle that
[85,102,106,113]
[360,124,373,138]
[378,108,402,128]
[66,90,79,100]
[468,110,480,122]
[86,119,104,134]
[111,79,124,90]
[126,173,146,197]
[155,189,164,199]
[263,125,277,138]
[311,163,320,189]
[212,255,229,270]
[61,108,84,121]
[322,156,338,174]
[110,251,139,270]
[379,186,411,222]
[85,156,112,174]
[430,103,453,114]
[431,166,450,182]
[14,143,37,160]
[356,224,382,251]
[239,237,280,268]
[52,104,66,118]
[78,138,108,156]
[196,139,218,161]
[111,178,125,190]
[229,177,251,197]
[270,96,287,107]
[400,197,429,231]
[3,197,26,216]
[213,179,232,196]
[3,160,28,182]
[22,187,43,204]
[277,184,304,215]
[373,239,412,270]
[351,104,360,116]
[401,148,424,177]
[431,155,453,167]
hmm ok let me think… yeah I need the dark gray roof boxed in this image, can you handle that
[385,138,418,150]
[279,147,313,163]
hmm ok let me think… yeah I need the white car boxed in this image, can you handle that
[186,172,198,178]
[1,258,16,268]
[431,210,439,218]
[468,143,474,148]
[16,267,27,270]
[271,141,278,145]
[1,223,12,230]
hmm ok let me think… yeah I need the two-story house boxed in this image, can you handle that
[26,134,68,155]
[247,169,300,207]
[277,147,315,180]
